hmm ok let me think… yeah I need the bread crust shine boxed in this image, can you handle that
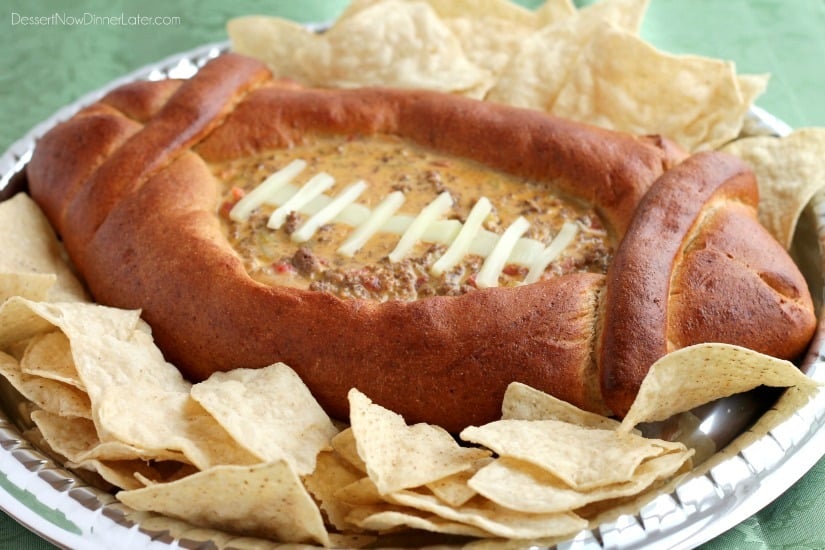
[27,53,816,431]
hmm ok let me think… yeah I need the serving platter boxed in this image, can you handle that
[0,42,824,550]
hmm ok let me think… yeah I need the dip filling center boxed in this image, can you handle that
[213,134,612,301]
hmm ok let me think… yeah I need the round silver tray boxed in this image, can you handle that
[1,43,823,550]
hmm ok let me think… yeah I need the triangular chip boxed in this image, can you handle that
[550,25,751,151]
[0,351,91,419]
[190,364,338,475]
[0,193,88,303]
[620,343,818,430]
[348,389,490,494]
[722,128,825,248]
[502,381,621,429]
[486,0,649,109]
[388,490,587,540]
[460,419,666,489]
[468,451,692,514]
[117,461,330,546]
[96,387,259,470]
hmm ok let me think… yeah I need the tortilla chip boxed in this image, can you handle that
[117,461,330,546]
[486,0,649,109]
[0,273,55,307]
[550,25,750,151]
[444,16,533,84]
[348,389,490,495]
[19,331,84,389]
[0,351,91,419]
[190,364,338,475]
[347,504,492,538]
[340,0,536,27]
[30,409,186,464]
[0,193,88,303]
[335,476,385,506]
[460,419,667,490]
[235,1,492,95]
[533,0,577,26]
[331,427,367,472]
[620,343,818,431]
[501,381,621,429]
[387,490,587,540]
[335,0,390,22]
[738,73,771,109]
[425,465,485,508]
[227,16,319,85]
[96,387,259,470]
[316,1,490,93]
[0,298,190,404]
[71,458,193,491]
[722,128,825,248]
[468,451,692,514]
[303,449,365,532]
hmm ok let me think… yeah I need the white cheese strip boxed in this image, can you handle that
[504,237,546,266]
[475,216,531,289]
[467,230,500,257]
[332,201,372,227]
[229,159,306,222]
[291,180,368,243]
[267,172,335,229]
[266,184,308,208]
[338,191,406,257]
[267,184,372,227]
[523,222,579,284]
[381,214,414,235]
[467,229,545,262]
[431,197,492,276]
[381,217,462,245]
[421,219,462,245]
[388,191,453,263]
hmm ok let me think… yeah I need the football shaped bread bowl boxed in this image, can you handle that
[27,54,816,431]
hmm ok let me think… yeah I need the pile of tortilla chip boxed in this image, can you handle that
[229,0,767,152]
[0,192,819,546]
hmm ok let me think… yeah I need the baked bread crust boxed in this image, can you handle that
[600,151,816,416]
[27,53,816,431]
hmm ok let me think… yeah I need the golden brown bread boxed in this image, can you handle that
[27,53,816,431]
[599,151,816,416]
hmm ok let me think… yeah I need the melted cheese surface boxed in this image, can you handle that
[213,134,611,300]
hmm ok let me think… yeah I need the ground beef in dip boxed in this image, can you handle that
[212,134,612,301]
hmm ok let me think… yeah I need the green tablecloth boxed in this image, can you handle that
[0,1,823,548]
